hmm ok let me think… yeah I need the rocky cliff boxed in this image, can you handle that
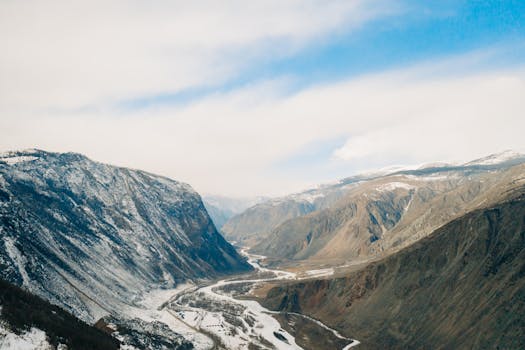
[0,149,251,322]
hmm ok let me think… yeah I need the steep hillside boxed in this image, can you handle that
[0,149,251,322]
[263,187,525,349]
[225,152,525,249]
[252,155,525,264]
[221,172,385,246]
[0,278,120,350]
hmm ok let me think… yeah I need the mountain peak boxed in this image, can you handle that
[0,148,45,165]
[0,149,91,165]
[464,150,524,166]
[0,149,251,322]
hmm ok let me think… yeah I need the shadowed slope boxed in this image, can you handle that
[264,186,525,349]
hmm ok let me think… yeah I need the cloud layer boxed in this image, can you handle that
[1,1,524,196]
[0,0,387,111]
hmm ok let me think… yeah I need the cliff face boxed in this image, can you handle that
[0,150,251,322]
[264,187,525,349]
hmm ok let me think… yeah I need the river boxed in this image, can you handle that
[162,249,360,350]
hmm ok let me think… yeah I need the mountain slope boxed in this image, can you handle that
[226,151,525,254]
[0,278,120,350]
[263,186,525,349]
[251,154,525,264]
[221,172,383,246]
[0,149,251,322]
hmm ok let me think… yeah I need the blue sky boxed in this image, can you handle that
[270,1,525,80]
[258,0,525,186]
[1,0,525,196]
[120,1,525,110]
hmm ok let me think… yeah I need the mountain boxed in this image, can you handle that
[0,277,120,350]
[253,161,525,263]
[221,172,387,246]
[0,149,251,323]
[263,185,525,349]
[224,151,525,264]
[464,149,524,166]
[202,195,267,231]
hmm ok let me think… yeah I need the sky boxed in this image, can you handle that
[1,0,525,197]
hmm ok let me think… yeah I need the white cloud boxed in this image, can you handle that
[2,58,524,196]
[332,69,525,163]
[0,0,388,111]
[1,2,524,197]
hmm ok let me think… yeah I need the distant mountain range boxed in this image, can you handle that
[222,151,525,265]
[0,149,251,324]
[1,148,524,349]
[202,194,268,231]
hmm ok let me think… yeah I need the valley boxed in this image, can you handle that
[2,3,524,349]
[129,249,360,350]
[1,150,524,349]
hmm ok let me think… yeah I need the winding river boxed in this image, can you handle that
[165,249,360,350]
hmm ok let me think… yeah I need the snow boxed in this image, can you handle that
[119,345,140,350]
[0,325,52,350]
[122,285,214,350]
[0,156,38,165]
[342,340,361,349]
[405,174,451,181]
[3,237,31,287]
[293,192,325,204]
[0,150,41,166]
[303,268,334,278]
[166,249,359,350]
[188,284,302,350]
[465,150,523,166]
[164,249,302,349]
[376,182,414,192]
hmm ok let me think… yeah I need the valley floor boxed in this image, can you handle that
[125,249,359,350]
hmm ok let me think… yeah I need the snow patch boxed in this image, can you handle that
[3,237,31,287]
[376,182,414,192]
[123,285,214,350]
[303,268,334,278]
[405,174,452,181]
[0,325,52,350]
[466,150,523,166]
[0,156,38,165]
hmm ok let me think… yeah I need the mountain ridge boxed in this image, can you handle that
[222,151,525,265]
[262,185,525,349]
[0,149,251,323]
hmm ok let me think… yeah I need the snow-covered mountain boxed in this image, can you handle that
[223,151,525,250]
[464,149,524,166]
[0,149,251,323]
